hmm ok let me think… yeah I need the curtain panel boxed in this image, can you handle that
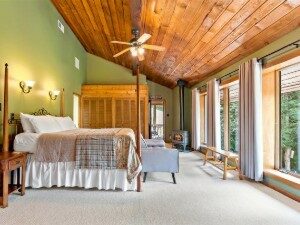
[239,58,263,181]
[206,79,221,150]
[191,88,201,150]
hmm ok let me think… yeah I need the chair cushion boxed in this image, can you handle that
[145,139,165,147]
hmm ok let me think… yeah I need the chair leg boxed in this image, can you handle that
[143,172,147,182]
[172,173,176,184]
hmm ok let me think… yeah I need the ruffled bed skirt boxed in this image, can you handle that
[25,156,136,191]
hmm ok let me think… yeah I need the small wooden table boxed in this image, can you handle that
[203,147,238,180]
[0,151,27,208]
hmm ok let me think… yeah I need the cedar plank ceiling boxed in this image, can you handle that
[51,0,300,88]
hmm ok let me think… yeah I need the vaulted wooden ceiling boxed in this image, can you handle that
[51,0,300,88]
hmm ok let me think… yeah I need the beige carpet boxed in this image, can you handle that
[1,152,299,225]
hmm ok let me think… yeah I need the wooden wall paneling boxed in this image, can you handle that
[81,98,90,128]
[262,70,276,169]
[115,99,123,128]
[90,98,97,128]
[106,98,113,127]
[81,85,149,137]
[123,99,131,128]
[112,99,116,127]
[130,99,136,132]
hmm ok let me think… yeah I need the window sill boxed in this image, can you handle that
[264,169,300,189]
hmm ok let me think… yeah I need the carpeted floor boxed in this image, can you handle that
[1,152,299,225]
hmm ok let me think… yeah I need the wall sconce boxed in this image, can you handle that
[19,80,35,94]
[49,90,60,100]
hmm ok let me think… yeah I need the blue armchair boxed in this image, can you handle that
[141,147,179,184]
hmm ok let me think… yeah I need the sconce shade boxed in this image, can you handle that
[49,90,60,100]
[20,80,35,93]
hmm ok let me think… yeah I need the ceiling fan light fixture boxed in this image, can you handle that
[138,48,145,55]
[130,47,138,57]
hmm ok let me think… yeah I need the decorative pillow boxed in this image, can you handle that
[29,116,61,133]
[55,116,77,131]
[20,113,35,133]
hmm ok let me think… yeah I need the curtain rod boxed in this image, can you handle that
[217,39,300,82]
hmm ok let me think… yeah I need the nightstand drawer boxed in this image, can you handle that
[8,158,23,171]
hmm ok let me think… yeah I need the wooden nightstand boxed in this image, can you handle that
[0,152,27,208]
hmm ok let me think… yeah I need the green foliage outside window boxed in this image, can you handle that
[281,90,300,173]
[220,100,224,150]
[229,101,239,152]
[219,99,239,152]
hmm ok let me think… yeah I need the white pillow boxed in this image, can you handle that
[54,116,77,131]
[20,113,35,133]
[29,116,61,133]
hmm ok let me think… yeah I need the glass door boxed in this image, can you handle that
[149,99,165,139]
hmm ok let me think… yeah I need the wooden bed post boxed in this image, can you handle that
[60,88,65,117]
[2,64,9,152]
[135,62,142,192]
[130,0,142,192]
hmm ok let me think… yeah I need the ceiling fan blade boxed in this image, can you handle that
[142,44,165,51]
[113,48,131,57]
[137,33,151,43]
[138,53,145,61]
[111,41,132,45]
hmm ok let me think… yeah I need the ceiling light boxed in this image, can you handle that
[138,48,145,55]
[131,48,138,57]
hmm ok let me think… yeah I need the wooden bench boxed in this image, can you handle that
[203,146,239,180]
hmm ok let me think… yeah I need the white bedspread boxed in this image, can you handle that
[14,133,40,153]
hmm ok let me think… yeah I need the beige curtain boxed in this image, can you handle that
[206,79,221,150]
[191,88,200,150]
[239,58,263,181]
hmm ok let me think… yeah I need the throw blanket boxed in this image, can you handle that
[35,128,141,183]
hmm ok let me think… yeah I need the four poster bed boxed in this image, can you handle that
[2,63,143,192]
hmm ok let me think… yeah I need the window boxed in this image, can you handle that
[279,64,300,176]
[220,89,225,150]
[149,99,165,139]
[219,81,239,152]
[229,84,239,152]
[73,94,80,127]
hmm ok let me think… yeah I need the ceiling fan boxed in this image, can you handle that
[111,29,165,61]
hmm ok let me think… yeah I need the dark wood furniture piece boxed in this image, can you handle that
[0,151,27,208]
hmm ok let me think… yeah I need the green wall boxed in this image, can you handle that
[0,0,86,122]
[86,53,146,84]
